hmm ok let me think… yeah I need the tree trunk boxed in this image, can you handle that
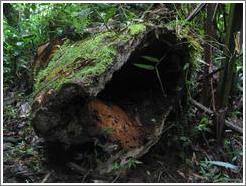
[216,3,243,109]
[201,4,216,107]
[215,3,243,144]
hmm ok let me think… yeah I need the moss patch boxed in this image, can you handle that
[34,32,125,94]
[128,24,146,36]
[166,20,203,96]
[34,23,148,95]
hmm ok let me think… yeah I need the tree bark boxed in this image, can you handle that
[201,4,216,107]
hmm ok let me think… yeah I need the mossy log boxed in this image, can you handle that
[31,23,196,174]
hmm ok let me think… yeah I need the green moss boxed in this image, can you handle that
[166,20,203,68]
[167,20,203,97]
[33,24,142,95]
[178,27,203,69]
[34,31,119,94]
[128,24,146,36]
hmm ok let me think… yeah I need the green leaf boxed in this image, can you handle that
[214,56,226,61]
[112,162,121,170]
[141,56,160,63]
[134,160,143,164]
[22,34,36,40]
[207,161,239,171]
[133,63,155,70]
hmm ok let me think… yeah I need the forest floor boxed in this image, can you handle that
[2,86,243,183]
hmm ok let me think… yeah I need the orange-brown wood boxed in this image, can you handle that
[88,99,143,150]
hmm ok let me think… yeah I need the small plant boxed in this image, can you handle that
[112,162,122,171]
[126,158,143,169]
[3,105,18,120]
[224,139,243,164]
[199,158,229,182]
[112,158,143,171]
[133,55,167,97]
[195,116,211,133]
[198,158,236,182]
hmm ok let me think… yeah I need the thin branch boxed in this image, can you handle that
[140,3,154,20]
[186,4,207,22]
[66,162,88,175]
[190,98,243,134]
[198,66,224,82]
[155,67,166,98]
[41,172,52,183]
[212,4,219,22]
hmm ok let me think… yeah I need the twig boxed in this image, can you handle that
[111,171,121,183]
[162,123,175,133]
[157,170,163,182]
[210,69,216,112]
[186,4,207,22]
[93,8,111,32]
[155,67,166,98]
[82,169,92,182]
[161,166,177,182]
[140,4,154,20]
[202,132,210,146]
[119,4,128,20]
[66,162,87,175]
[190,98,243,134]
[190,98,213,114]
[198,66,224,82]
[41,172,52,183]
[212,4,219,22]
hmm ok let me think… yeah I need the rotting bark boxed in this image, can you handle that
[31,23,195,174]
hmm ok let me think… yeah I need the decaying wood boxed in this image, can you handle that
[32,38,65,76]
[190,98,243,134]
[97,106,173,174]
[31,22,192,175]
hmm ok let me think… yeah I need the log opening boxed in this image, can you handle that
[31,28,190,173]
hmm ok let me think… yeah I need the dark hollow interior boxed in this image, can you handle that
[98,31,189,106]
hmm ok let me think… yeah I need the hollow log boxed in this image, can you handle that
[31,23,194,174]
